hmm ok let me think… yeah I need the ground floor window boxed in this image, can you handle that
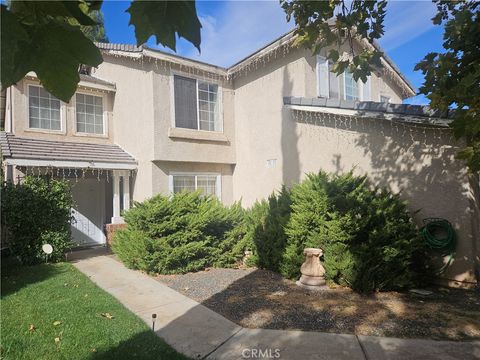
[170,173,221,199]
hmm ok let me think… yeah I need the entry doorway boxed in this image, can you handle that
[70,178,106,247]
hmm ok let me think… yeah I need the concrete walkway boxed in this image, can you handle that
[70,249,480,360]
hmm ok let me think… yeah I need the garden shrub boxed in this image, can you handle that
[1,176,74,264]
[282,171,427,292]
[112,191,246,274]
[111,229,152,270]
[248,187,292,272]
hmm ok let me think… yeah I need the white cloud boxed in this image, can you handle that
[149,1,436,68]
[165,1,294,68]
[380,1,437,52]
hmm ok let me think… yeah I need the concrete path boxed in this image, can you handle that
[70,249,480,360]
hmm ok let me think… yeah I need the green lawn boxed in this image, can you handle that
[1,258,190,360]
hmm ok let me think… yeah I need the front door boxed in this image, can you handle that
[70,178,106,247]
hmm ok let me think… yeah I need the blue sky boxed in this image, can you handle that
[102,0,445,105]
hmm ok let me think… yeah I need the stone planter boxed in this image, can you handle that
[297,248,326,288]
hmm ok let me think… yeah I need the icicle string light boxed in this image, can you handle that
[290,109,455,150]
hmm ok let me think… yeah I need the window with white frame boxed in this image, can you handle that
[380,95,390,103]
[76,93,104,134]
[173,75,221,132]
[28,85,61,130]
[171,174,220,198]
[344,71,359,100]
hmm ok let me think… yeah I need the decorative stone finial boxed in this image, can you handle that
[297,247,327,289]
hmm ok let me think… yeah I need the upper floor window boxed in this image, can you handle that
[76,93,104,134]
[173,75,221,132]
[28,85,61,130]
[316,56,371,101]
[344,71,359,101]
[380,95,390,103]
[171,173,220,198]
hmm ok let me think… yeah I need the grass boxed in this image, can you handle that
[1,258,190,360]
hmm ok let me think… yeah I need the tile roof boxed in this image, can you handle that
[283,96,453,119]
[0,133,136,165]
[95,42,143,52]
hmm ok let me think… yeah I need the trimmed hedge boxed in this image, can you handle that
[112,191,245,274]
[113,171,427,293]
[1,176,74,264]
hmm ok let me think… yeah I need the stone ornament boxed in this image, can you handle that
[298,248,326,287]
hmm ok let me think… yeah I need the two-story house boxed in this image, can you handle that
[2,30,478,287]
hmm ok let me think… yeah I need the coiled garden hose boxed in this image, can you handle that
[421,218,456,274]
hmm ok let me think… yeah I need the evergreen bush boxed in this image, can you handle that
[112,191,246,274]
[282,171,426,292]
[1,176,74,264]
[248,187,292,272]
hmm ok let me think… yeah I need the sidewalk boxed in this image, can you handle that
[70,249,480,360]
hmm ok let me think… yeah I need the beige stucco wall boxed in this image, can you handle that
[232,45,477,285]
[9,78,115,144]
[93,54,236,202]
[151,65,236,165]
[92,55,156,201]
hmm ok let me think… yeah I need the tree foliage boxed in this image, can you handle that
[1,0,201,102]
[415,1,480,171]
[72,2,109,43]
[281,0,387,82]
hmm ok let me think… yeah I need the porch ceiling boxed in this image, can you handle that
[0,132,136,170]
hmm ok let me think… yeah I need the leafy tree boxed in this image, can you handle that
[73,3,109,43]
[1,0,201,102]
[281,0,387,82]
[415,1,480,171]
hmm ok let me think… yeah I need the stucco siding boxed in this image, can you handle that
[92,55,156,201]
[232,46,476,285]
[152,66,236,165]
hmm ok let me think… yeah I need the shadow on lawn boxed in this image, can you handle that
[86,330,188,360]
[0,256,65,297]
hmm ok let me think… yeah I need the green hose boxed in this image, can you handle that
[421,218,456,274]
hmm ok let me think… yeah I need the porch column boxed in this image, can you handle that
[111,170,124,224]
[123,171,130,211]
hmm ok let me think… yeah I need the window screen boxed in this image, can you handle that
[174,75,198,129]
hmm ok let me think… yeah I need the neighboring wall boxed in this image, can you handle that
[232,45,477,286]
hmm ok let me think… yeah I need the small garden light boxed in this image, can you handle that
[152,313,157,331]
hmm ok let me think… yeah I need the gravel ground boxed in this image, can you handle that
[155,268,480,341]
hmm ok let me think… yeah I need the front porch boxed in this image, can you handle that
[1,133,137,247]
